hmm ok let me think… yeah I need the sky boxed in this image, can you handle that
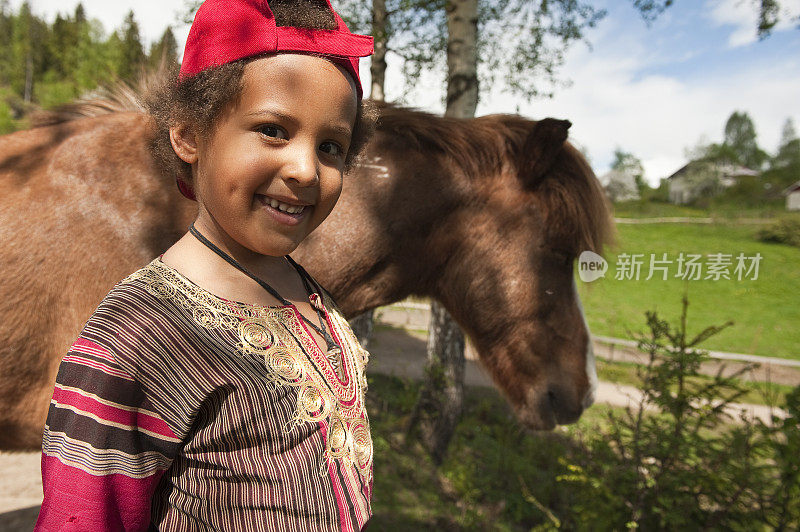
[10,0,800,185]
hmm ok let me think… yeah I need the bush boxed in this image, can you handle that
[557,294,799,530]
[753,386,800,529]
[0,99,15,135]
[756,218,800,247]
[34,79,80,110]
[0,87,24,135]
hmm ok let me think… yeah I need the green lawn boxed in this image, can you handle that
[612,198,791,219]
[578,221,800,360]
[612,200,714,218]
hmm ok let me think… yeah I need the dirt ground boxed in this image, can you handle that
[0,452,42,530]
[1,320,794,530]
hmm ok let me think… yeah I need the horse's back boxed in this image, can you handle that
[0,113,194,449]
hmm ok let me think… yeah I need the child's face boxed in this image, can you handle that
[185,54,358,258]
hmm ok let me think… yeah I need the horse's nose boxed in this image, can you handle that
[547,384,584,425]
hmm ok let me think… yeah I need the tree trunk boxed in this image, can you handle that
[409,0,478,463]
[24,50,32,103]
[444,0,479,119]
[348,310,375,349]
[407,300,466,464]
[370,0,387,102]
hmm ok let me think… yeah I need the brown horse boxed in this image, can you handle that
[0,87,614,450]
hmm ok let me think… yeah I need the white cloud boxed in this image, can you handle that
[478,35,800,186]
[707,0,800,48]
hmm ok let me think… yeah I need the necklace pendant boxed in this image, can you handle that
[327,345,342,363]
[327,346,346,379]
[309,293,324,311]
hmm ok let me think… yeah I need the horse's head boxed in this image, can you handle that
[304,105,615,430]
[424,115,616,430]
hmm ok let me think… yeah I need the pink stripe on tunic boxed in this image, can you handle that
[36,454,166,532]
[62,355,133,380]
[71,338,117,363]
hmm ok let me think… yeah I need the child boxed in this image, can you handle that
[35,0,375,530]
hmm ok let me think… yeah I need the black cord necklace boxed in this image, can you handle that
[188,224,344,373]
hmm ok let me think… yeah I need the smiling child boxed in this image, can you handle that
[35,1,376,530]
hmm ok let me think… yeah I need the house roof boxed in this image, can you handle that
[717,163,759,178]
[782,179,800,196]
[666,160,758,180]
[666,163,692,180]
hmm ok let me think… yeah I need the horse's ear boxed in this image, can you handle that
[520,118,571,187]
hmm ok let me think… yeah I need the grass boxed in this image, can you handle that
[612,198,792,220]
[367,373,621,530]
[577,221,800,360]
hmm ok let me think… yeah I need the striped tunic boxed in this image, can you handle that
[35,258,373,531]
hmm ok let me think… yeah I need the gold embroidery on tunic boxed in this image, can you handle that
[124,259,373,483]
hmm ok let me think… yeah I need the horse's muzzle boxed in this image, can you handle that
[547,384,584,425]
[519,382,587,430]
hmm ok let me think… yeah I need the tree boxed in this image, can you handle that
[367,0,387,102]
[10,2,37,101]
[117,10,145,84]
[69,9,112,93]
[723,110,767,169]
[0,0,13,86]
[148,27,179,70]
[409,0,479,465]
[755,0,800,38]
[612,148,648,195]
[773,118,800,169]
[765,118,800,190]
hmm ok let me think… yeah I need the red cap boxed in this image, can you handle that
[176,0,374,201]
[179,0,373,98]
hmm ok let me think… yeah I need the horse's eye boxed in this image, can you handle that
[553,250,573,265]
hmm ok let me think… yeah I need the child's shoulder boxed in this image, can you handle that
[97,258,179,317]
[80,259,195,360]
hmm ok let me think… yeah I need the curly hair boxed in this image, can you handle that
[146,0,376,192]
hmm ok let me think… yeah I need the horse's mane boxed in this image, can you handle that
[30,70,159,128]
[374,103,615,254]
[374,103,531,179]
[30,71,614,254]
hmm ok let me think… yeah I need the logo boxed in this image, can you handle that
[578,251,607,283]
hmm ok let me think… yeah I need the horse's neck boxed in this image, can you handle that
[295,149,455,318]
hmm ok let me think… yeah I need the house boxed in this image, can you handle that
[667,161,759,204]
[599,169,640,202]
[783,180,800,211]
